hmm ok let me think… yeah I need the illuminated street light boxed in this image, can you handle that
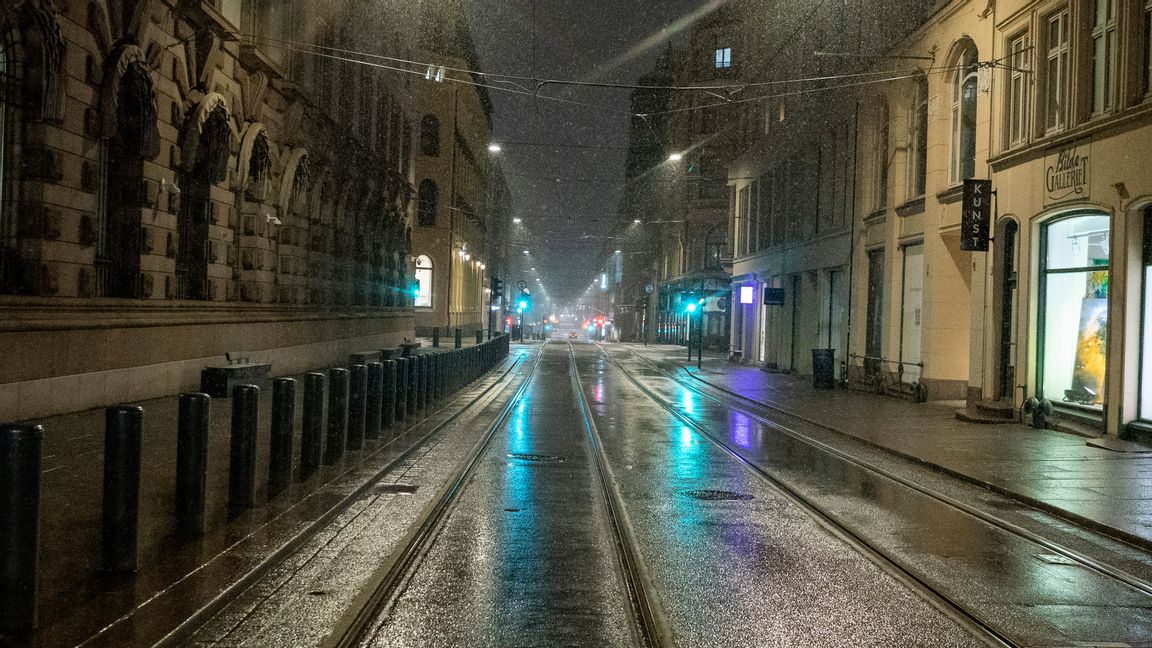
[513,217,522,224]
[523,250,530,255]
[668,153,683,162]
[488,143,502,153]
[633,219,642,224]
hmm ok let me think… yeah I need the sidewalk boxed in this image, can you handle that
[624,344,1152,550]
[0,341,515,647]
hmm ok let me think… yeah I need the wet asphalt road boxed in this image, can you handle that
[187,342,1152,647]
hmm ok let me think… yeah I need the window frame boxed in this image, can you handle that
[714,46,732,70]
[908,76,929,199]
[414,254,433,308]
[1090,0,1119,115]
[1043,8,1071,133]
[1007,31,1032,148]
[950,45,979,185]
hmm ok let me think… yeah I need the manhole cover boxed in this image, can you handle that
[506,453,567,463]
[374,483,418,494]
[678,489,754,501]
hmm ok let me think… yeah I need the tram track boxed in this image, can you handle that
[320,344,546,648]
[596,343,1020,648]
[160,349,527,648]
[568,342,670,648]
[617,346,1152,600]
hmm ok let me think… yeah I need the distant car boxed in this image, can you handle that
[568,332,578,340]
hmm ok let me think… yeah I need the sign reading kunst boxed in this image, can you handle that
[961,179,992,251]
[1045,143,1090,204]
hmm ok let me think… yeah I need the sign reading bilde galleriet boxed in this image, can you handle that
[1045,143,1090,204]
[961,179,992,251]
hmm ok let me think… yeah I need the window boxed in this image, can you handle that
[950,45,978,184]
[1091,0,1118,114]
[874,103,890,209]
[1140,208,1152,418]
[420,114,440,156]
[1045,10,1070,131]
[414,255,433,308]
[1144,0,1152,94]
[417,180,437,227]
[908,76,928,198]
[1007,33,1031,147]
[216,0,242,27]
[1039,213,1110,410]
[714,47,732,69]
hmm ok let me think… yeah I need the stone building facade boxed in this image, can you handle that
[0,0,432,419]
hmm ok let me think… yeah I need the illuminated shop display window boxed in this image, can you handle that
[1039,214,1110,409]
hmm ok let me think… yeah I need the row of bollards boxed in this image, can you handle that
[0,334,511,632]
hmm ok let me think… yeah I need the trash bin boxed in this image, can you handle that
[811,349,835,389]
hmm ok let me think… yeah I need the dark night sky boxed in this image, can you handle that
[464,1,715,306]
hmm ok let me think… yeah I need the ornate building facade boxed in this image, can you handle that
[0,0,426,419]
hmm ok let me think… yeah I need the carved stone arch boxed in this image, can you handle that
[943,36,979,82]
[180,92,231,182]
[240,70,269,123]
[85,1,114,56]
[279,147,309,211]
[236,122,271,201]
[14,0,66,121]
[100,43,160,159]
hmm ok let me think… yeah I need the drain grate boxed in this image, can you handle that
[374,483,418,494]
[506,453,567,463]
[679,489,754,501]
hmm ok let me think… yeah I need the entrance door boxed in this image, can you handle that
[829,269,846,371]
[998,221,1019,399]
[900,244,924,384]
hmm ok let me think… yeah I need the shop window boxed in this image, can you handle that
[1091,0,1118,115]
[1044,10,1070,132]
[950,44,978,184]
[420,114,440,156]
[417,179,437,227]
[1039,213,1110,409]
[908,76,928,198]
[1139,208,1152,418]
[414,254,433,308]
[1006,32,1030,148]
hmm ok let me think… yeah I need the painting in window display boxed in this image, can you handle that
[1040,214,1109,409]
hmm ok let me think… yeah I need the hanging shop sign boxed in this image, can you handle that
[1044,143,1090,204]
[764,287,785,305]
[961,178,992,251]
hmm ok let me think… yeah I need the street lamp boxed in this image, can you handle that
[488,143,503,153]
[513,217,521,224]
[668,153,683,162]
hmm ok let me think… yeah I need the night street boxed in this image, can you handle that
[4,0,1152,645]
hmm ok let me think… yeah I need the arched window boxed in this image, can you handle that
[950,45,978,184]
[414,254,433,308]
[908,76,928,198]
[418,179,437,227]
[420,114,440,156]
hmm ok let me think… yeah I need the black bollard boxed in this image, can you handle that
[430,353,441,401]
[1,424,42,631]
[269,378,296,498]
[325,368,349,465]
[454,327,463,349]
[407,354,419,415]
[229,385,260,512]
[432,327,440,348]
[366,362,383,440]
[419,354,430,411]
[300,373,325,480]
[103,405,143,573]
[176,393,211,536]
[395,357,409,424]
[382,360,397,434]
[347,364,367,451]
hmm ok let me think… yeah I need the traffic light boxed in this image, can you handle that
[491,276,504,300]
[517,289,532,312]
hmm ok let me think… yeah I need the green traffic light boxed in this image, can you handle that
[684,302,698,314]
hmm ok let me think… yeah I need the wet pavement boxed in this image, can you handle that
[8,341,1152,646]
[624,344,1152,549]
